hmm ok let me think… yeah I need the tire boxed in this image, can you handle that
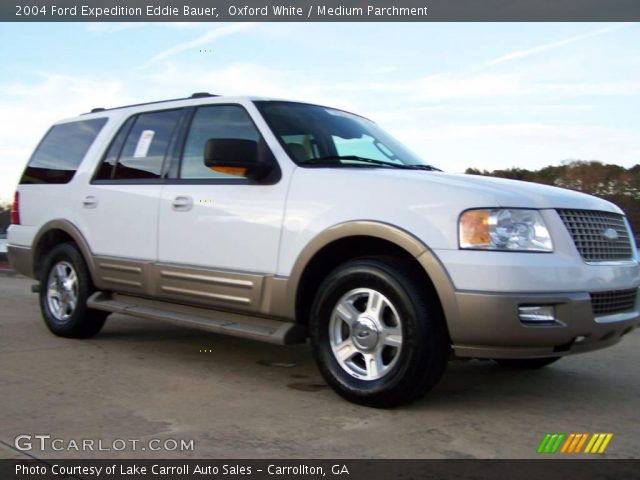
[494,357,561,369]
[310,257,449,408]
[39,242,108,338]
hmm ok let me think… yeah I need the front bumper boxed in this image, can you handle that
[451,289,640,359]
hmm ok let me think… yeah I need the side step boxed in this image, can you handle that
[87,292,307,345]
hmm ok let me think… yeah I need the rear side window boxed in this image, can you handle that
[94,109,182,181]
[20,118,107,184]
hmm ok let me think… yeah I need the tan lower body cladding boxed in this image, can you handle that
[91,256,293,320]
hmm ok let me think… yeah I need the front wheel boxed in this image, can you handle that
[310,257,449,408]
[39,242,108,338]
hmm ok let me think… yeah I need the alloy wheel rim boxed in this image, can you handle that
[46,261,78,323]
[329,288,403,381]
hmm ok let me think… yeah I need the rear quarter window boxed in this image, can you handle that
[20,117,107,184]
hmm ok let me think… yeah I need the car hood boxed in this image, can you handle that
[355,169,622,213]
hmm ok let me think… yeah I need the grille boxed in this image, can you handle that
[557,209,633,262]
[590,289,638,316]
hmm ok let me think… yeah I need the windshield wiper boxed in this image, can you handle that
[303,156,442,171]
[303,156,414,169]
[406,164,442,172]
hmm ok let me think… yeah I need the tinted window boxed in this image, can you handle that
[256,101,430,168]
[93,116,135,180]
[112,109,182,180]
[20,118,107,184]
[180,105,261,180]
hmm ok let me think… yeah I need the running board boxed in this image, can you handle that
[87,292,307,345]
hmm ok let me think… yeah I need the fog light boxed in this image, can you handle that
[519,305,557,325]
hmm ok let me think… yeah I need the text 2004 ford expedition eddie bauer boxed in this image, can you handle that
[7,94,640,407]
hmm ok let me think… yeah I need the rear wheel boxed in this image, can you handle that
[310,257,449,408]
[494,357,561,369]
[39,243,108,338]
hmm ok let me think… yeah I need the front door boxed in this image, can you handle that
[157,104,288,312]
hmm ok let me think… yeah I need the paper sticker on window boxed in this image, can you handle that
[133,130,155,158]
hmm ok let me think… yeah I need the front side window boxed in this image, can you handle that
[256,101,436,170]
[20,118,107,184]
[180,105,263,180]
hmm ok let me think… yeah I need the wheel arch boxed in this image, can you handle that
[287,221,459,331]
[32,220,97,282]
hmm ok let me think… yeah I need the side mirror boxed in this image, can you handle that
[203,138,272,181]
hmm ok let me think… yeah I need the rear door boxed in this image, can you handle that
[76,108,187,294]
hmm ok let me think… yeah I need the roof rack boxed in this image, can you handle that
[190,92,215,98]
[83,92,220,115]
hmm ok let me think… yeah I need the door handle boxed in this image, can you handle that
[172,195,193,212]
[82,195,98,208]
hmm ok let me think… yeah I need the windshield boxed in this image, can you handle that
[254,101,436,169]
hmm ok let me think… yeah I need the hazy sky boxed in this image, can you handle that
[0,22,638,202]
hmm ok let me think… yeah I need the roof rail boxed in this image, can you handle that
[190,92,215,98]
[83,93,221,115]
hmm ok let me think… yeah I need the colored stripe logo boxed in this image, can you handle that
[536,432,613,454]
[537,433,566,454]
[583,433,614,454]
[537,433,613,454]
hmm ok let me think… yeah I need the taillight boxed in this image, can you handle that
[10,191,20,225]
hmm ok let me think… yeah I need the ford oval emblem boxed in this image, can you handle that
[602,228,619,241]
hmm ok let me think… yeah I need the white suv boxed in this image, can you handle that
[7,94,640,407]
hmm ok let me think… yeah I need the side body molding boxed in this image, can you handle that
[27,219,460,334]
[30,220,151,295]
[274,221,460,327]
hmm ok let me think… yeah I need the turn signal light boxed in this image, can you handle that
[211,166,247,177]
[459,209,490,247]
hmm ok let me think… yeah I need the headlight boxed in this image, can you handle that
[459,209,553,252]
